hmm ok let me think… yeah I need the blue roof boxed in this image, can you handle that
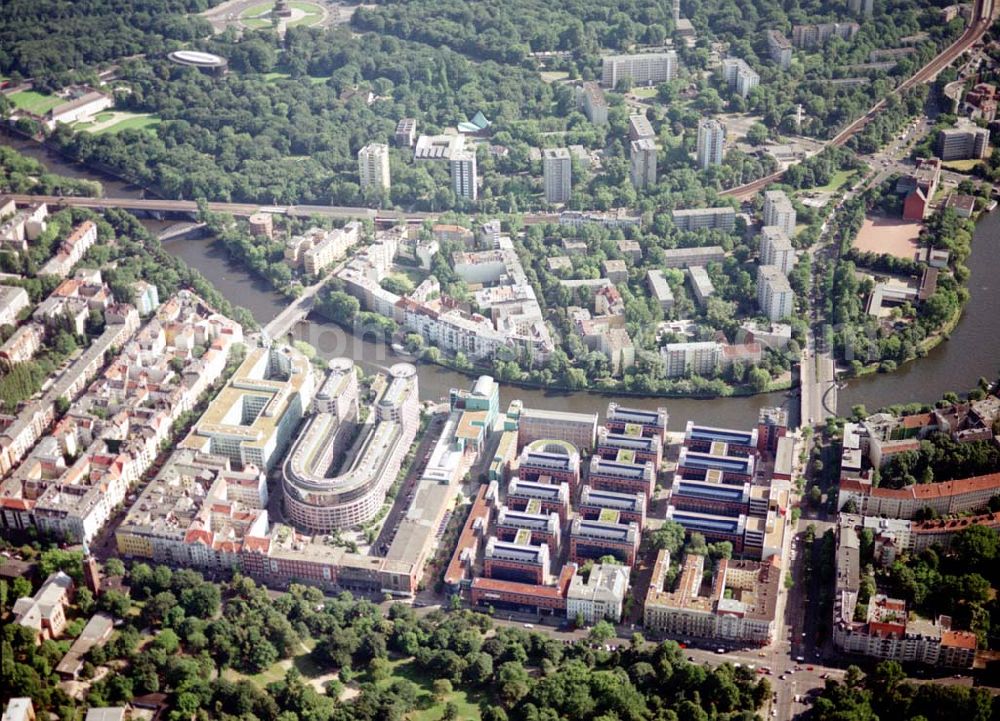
[676,482,745,501]
[672,513,739,533]
[592,459,646,479]
[680,452,750,472]
[689,425,753,444]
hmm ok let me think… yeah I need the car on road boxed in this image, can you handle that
[779,675,788,680]
[524,623,534,629]
[716,648,726,654]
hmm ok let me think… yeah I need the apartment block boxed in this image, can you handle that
[646,269,675,312]
[630,138,658,189]
[792,22,859,48]
[763,190,796,237]
[721,57,759,98]
[286,222,362,276]
[661,245,727,270]
[507,478,571,522]
[759,226,795,275]
[688,266,715,308]
[644,551,780,645]
[628,114,656,141]
[358,143,391,191]
[38,221,98,278]
[661,341,721,377]
[672,206,736,232]
[517,439,581,486]
[0,285,29,327]
[837,472,1000,519]
[394,118,417,147]
[696,118,726,169]
[766,30,793,69]
[0,323,45,366]
[937,121,990,161]
[451,149,478,201]
[601,51,677,88]
[578,82,608,125]
[543,147,572,204]
[757,264,795,321]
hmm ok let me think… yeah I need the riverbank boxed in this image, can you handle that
[4,130,1000,428]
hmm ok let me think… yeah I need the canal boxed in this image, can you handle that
[4,130,999,427]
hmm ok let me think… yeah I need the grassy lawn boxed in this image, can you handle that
[241,0,323,28]
[224,639,322,687]
[942,158,981,172]
[810,169,854,193]
[540,71,569,83]
[630,86,659,99]
[372,658,484,721]
[95,113,161,135]
[9,89,62,114]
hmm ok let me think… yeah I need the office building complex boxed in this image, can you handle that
[578,485,646,528]
[757,265,795,321]
[588,456,656,499]
[543,147,572,204]
[763,190,796,237]
[606,402,669,443]
[180,344,314,472]
[281,360,419,531]
[569,517,640,566]
[601,51,677,87]
[696,118,726,169]
[630,138,658,189]
[451,149,478,201]
[517,439,581,487]
[757,407,789,454]
[484,537,550,585]
[595,427,662,470]
[508,400,598,451]
[644,551,781,645]
[721,57,760,98]
[358,143,391,192]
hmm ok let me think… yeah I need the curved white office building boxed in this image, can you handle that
[282,360,420,532]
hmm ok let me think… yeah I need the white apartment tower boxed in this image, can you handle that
[721,57,760,98]
[358,143,391,192]
[763,190,796,237]
[451,149,478,201]
[759,226,795,275]
[696,118,726,169]
[543,148,572,204]
[630,138,657,189]
[757,265,795,321]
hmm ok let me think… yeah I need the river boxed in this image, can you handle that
[4,129,999,427]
